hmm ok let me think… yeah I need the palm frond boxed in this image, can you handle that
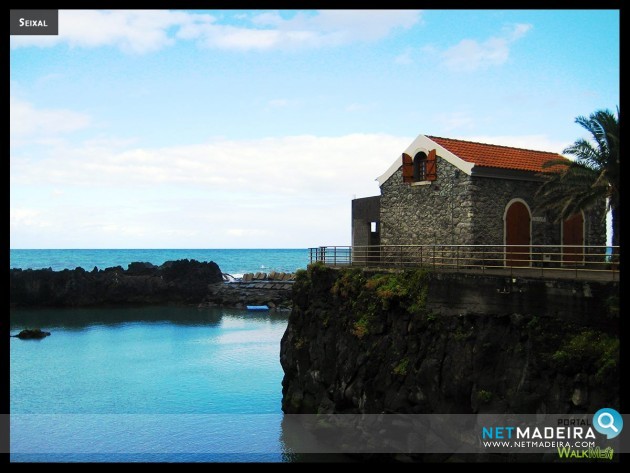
[535,107,619,242]
[562,139,603,169]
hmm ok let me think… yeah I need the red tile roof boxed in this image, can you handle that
[427,135,568,173]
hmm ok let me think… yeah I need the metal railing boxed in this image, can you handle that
[308,244,619,281]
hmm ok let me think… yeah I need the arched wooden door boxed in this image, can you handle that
[505,201,531,266]
[562,212,584,265]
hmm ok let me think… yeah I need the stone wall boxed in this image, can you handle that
[469,175,556,246]
[200,281,294,310]
[584,203,608,247]
[379,159,607,251]
[380,158,473,246]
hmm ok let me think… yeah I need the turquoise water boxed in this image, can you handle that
[10,306,292,462]
[9,248,310,276]
[8,249,337,462]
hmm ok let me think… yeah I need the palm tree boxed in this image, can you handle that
[535,107,620,246]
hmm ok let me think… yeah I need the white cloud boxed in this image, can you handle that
[505,23,532,41]
[36,73,66,86]
[10,97,91,139]
[11,134,410,195]
[250,11,284,27]
[10,128,574,248]
[11,9,422,53]
[394,50,413,65]
[440,23,532,72]
[11,208,42,225]
[182,10,421,50]
[196,25,284,50]
[283,10,421,42]
[227,228,271,238]
[10,133,412,247]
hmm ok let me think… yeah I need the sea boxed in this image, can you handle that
[9,249,330,463]
[9,248,311,278]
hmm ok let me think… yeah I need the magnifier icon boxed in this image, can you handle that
[598,412,619,432]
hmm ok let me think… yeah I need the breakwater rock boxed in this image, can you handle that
[240,271,295,282]
[199,280,294,311]
[11,328,51,339]
[10,259,223,307]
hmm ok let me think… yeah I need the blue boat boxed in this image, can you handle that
[246,305,269,311]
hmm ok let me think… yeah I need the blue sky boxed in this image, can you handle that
[10,9,619,248]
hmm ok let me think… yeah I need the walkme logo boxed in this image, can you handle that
[480,408,623,460]
[10,10,58,35]
[557,409,622,460]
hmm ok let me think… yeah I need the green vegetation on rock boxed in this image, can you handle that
[476,390,493,404]
[329,267,430,338]
[393,357,409,376]
[552,329,619,383]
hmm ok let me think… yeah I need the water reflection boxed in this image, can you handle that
[11,304,292,461]
[10,305,289,331]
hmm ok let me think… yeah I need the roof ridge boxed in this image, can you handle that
[426,135,565,157]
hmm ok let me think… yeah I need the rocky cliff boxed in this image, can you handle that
[280,264,619,415]
[10,259,223,307]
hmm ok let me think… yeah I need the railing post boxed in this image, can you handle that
[576,254,578,280]
[456,246,459,271]
[310,244,614,280]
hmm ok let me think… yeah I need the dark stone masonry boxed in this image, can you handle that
[378,157,606,247]
[200,280,294,311]
[199,270,295,310]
